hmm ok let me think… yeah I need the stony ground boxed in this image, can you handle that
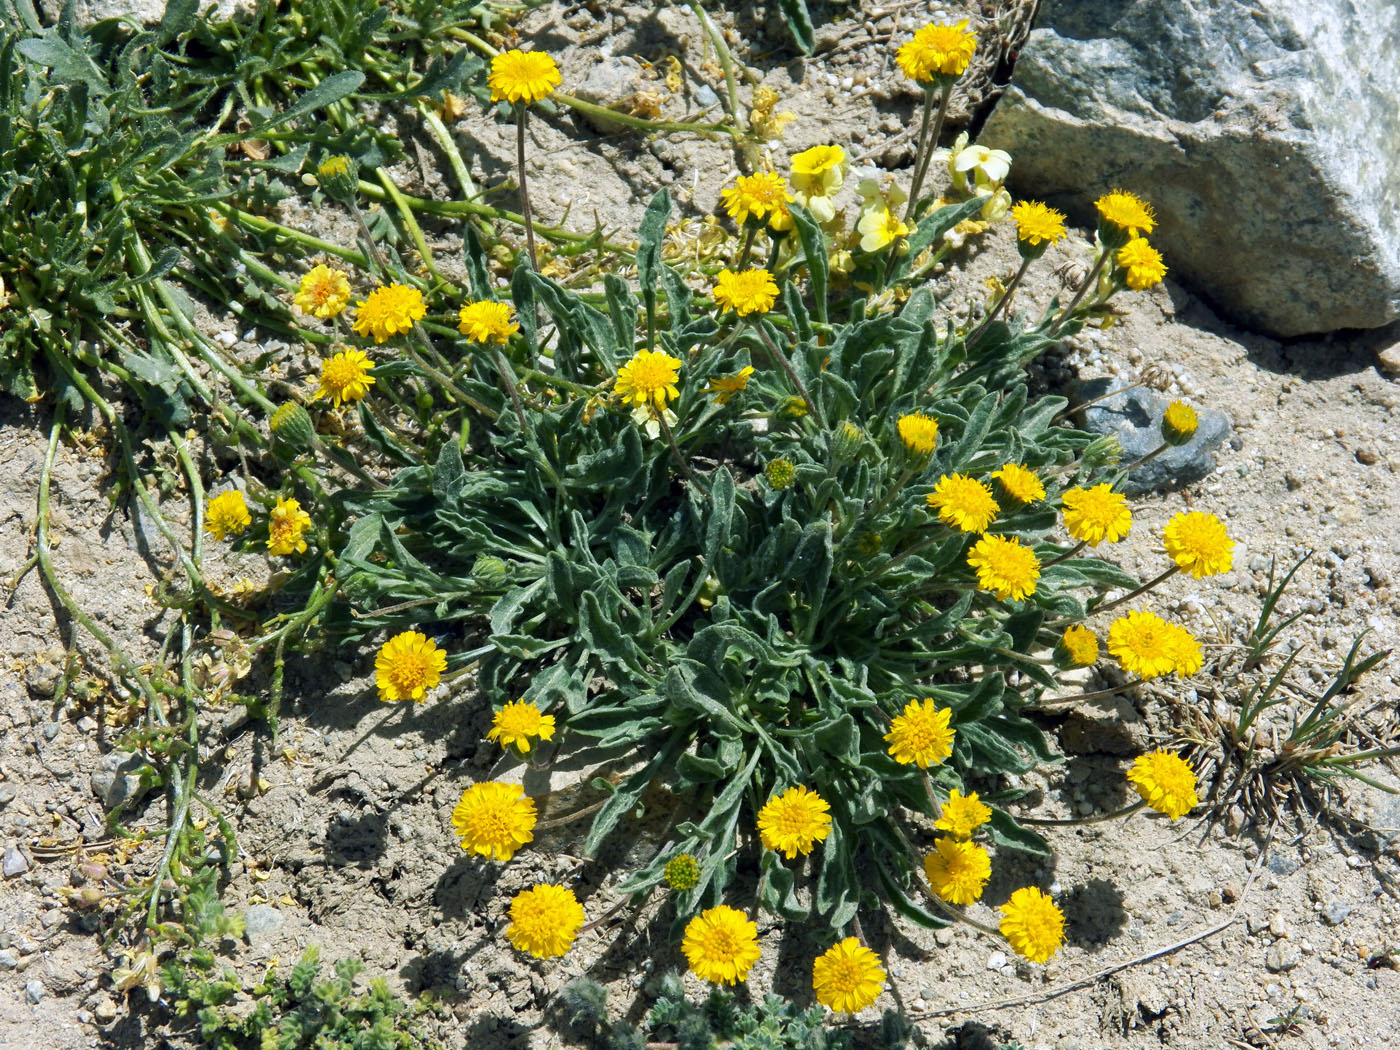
[3,2,1400,1049]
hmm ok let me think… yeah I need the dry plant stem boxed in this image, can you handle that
[658,411,708,494]
[1055,245,1112,324]
[751,321,822,425]
[967,255,1033,343]
[535,797,609,830]
[515,106,539,271]
[1028,680,1143,710]
[1089,564,1180,617]
[1017,799,1148,826]
[493,348,529,432]
[905,81,953,221]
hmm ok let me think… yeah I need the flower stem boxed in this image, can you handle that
[905,81,952,222]
[493,348,529,432]
[1088,564,1180,617]
[659,410,708,494]
[1055,244,1112,325]
[516,104,539,270]
[967,255,1032,344]
[751,321,822,425]
[1039,539,1087,569]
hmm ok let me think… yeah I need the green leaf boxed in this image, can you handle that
[16,35,109,95]
[247,71,365,136]
[790,205,828,323]
[987,807,1050,854]
[432,440,465,503]
[778,0,816,53]
[156,0,197,45]
[637,188,669,350]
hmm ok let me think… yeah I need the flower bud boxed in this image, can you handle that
[764,458,796,490]
[664,853,701,891]
[471,555,509,588]
[269,402,317,455]
[316,155,358,202]
[1081,434,1123,469]
[832,421,865,460]
[1161,400,1198,446]
[1054,625,1100,669]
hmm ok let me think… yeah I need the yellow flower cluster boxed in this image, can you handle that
[487,699,555,753]
[757,785,831,858]
[374,630,446,702]
[204,491,313,556]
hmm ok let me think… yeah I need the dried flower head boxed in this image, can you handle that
[1060,483,1132,546]
[1127,750,1199,820]
[720,171,794,226]
[896,412,940,456]
[967,534,1040,601]
[375,630,447,702]
[935,789,992,840]
[1163,511,1234,578]
[884,698,955,768]
[757,786,832,858]
[682,905,761,984]
[294,264,351,319]
[614,348,682,411]
[999,887,1065,963]
[451,781,536,861]
[1095,190,1156,237]
[705,365,755,405]
[352,283,426,343]
[1117,237,1167,290]
[1010,201,1067,247]
[713,268,779,316]
[506,884,584,958]
[489,49,562,104]
[266,497,312,556]
[927,474,1000,533]
[923,837,991,905]
[487,699,556,753]
[457,300,519,344]
[812,937,886,1014]
[896,20,978,82]
[314,348,376,407]
[205,490,251,541]
[990,462,1045,504]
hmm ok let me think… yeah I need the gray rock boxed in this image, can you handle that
[90,751,148,811]
[40,0,255,23]
[27,662,62,698]
[1321,900,1352,926]
[570,57,655,134]
[692,83,720,111]
[93,995,119,1024]
[984,0,1400,337]
[1075,378,1230,494]
[41,721,60,741]
[1058,693,1147,755]
[0,950,18,971]
[243,904,283,946]
[25,980,45,1004]
[1266,943,1301,973]
[2,844,28,878]
[1267,853,1300,877]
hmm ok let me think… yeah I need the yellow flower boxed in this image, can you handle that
[318,156,350,180]
[896,412,939,456]
[374,630,447,702]
[1161,400,1198,445]
[204,490,251,541]
[1127,750,1199,820]
[720,171,794,226]
[999,887,1065,963]
[664,853,701,891]
[266,497,312,556]
[1060,483,1132,546]
[1117,237,1167,290]
[927,474,1000,533]
[935,789,992,840]
[614,348,682,411]
[1165,621,1203,677]
[705,366,755,405]
[351,283,426,343]
[682,905,761,985]
[488,49,562,104]
[713,268,779,316]
[1057,625,1100,667]
[757,785,832,858]
[451,781,537,861]
[1095,190,1156,237]
[457,300,519,344]
[857,206,910,253]
[487,699,556,753]
[884,698,954,768]
[506,884,584,958]
[967,534,1040,601]
[313,348,376,407]
[1107,610,1179,680]
[1163,511,1234,578]
[896,20,978,82]
[923,838,991,905]
[293,264,351,319]
[1010,201,1067,246]
[812,937,885,1014]
[789,144,847,222]
[990,462,1045,504]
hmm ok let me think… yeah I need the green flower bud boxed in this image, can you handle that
[664,853,700,891]
[471,555,509,588]
[269,403,317,454]
[1081,434,1123,469]
[1161,400,1198,447]
[764,458,796,490]
[316,155,358,202]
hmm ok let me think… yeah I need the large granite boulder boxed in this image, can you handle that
[983,0,1400,338]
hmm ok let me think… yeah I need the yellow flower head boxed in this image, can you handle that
[1127,750,1199,820]
[1165,621,1203,677]
[205,490,251,541]
[705,365,755,405]
[923,837,991,905]
[451,781,537,861]
[457,300,519,344]
[812,937,885,1014]
[1108,609,1180,680]
[1060,483,1132,546]
[967,534,1040,601]
[614,348,682,410]
[1161,399,1198,445]
[999,887,1065,963]
[374,630,447,702]
[664,853,701,891]
[266,497,312,556]
[351,283,426,343]
[757,785,832,858]
[927,474,1000,533]
[1163,511,1234,578]
[314,348,376,407]
[487,699,556,753]
[1117,237,1167,290]
[1095,190,1156,237]
[713,268,779,316]
[1010,201,1067,246]
[856,206,911,253]
[896,20,978,82]
[896,412,940,456]
[488,49,562,104]
[935,789,992,840]
[884,698,955,768]
[293,264,352,319]
[682,905,761,985]
[318,156,350,180]
[790,144,847,199]
[506,884,584,958]
[1057,624,1100,667]
[990,462,1045,505]
[720,171,794,226]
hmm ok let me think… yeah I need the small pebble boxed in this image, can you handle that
[1266,944,1301,972]
[0,950,18,971]
[2,845,28,878]
[986,950,1007,970]
[1355,447,1378,465]
[1322,900,1352,926]
[25,980,45,1004]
